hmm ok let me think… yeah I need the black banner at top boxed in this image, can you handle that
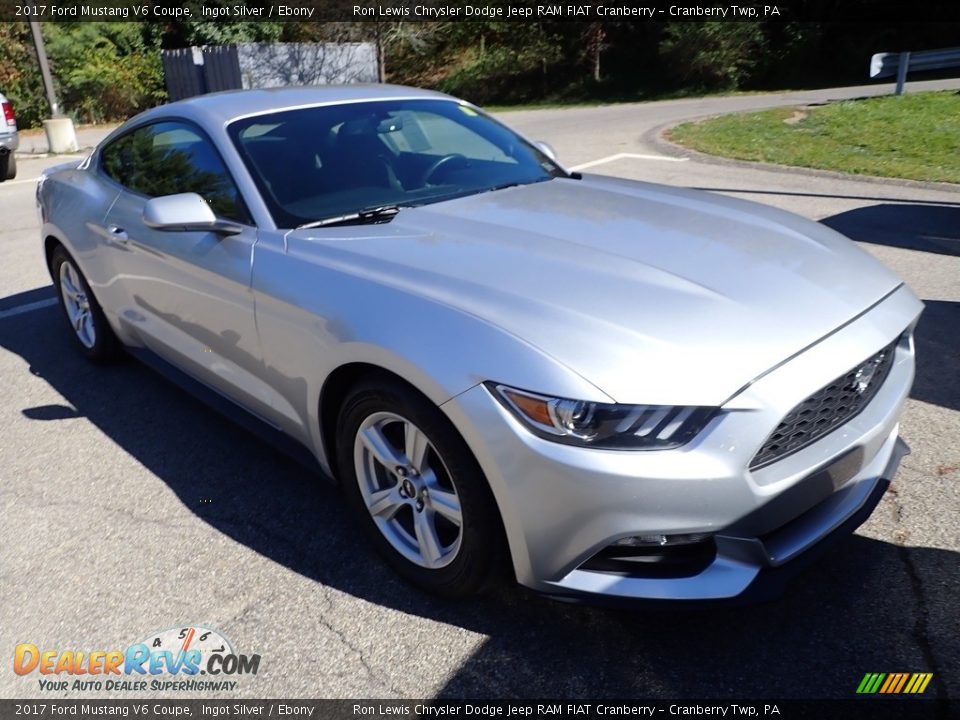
[2,0,960,23]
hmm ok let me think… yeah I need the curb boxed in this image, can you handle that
[14,149,92,160]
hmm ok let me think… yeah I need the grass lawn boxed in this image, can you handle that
[668,91,960,184]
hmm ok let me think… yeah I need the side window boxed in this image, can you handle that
[99,122,250,224]
[100,133,134,187]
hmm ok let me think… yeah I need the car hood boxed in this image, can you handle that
[297,176,903,405]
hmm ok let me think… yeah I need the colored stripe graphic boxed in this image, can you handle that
[893,673,909,693]
[857,672,933,694]
[857,673,886,695]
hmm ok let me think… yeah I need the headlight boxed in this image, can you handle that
[488,383,717,450]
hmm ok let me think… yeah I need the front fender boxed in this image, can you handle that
[251,238,612,472]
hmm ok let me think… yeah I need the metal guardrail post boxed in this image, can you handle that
[872,46,960,94]
[895,52,911,95]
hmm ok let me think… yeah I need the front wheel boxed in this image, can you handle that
[51,245,120,362]
[337,379,506,597]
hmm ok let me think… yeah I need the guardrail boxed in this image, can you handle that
[870,46,960,95]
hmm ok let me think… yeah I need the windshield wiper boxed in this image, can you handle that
[485,176,557,195]
[486,182,520,193]
[296,205,403,230]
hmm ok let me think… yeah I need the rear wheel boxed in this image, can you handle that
[337,378,506,597]
[51,245,120,362]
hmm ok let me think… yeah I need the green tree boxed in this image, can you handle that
[432,22,564,104]
[44,23,167,124]
[0,23,47,128]
[660,23,768,90]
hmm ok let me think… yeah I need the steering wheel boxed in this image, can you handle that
[420,153,468,186]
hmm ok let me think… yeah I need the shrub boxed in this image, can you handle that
[436,24,563,104]
[660,23,768,90]
[0,24,48,128]
[44,23,166,124]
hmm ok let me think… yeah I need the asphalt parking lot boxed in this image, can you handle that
[1,80,958,702]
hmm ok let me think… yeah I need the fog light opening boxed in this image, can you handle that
[613,532,713,548]
[582,533,716,578]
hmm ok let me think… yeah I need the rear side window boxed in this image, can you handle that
[100,121,250,224]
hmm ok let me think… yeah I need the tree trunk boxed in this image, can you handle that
[378,40,386,82]
[592,24,604,82]
[376,24,386,82]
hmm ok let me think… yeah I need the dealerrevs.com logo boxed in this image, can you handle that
[14,625,261,692]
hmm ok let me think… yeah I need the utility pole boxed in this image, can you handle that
[27,2,77,153]
[28,11,60,117]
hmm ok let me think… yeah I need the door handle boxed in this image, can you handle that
[107,225,129,244]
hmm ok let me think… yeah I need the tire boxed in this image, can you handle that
[50,245,120,362]
[337,378,507,597]
[4,151,15,180]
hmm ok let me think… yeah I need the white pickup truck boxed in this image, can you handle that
[0,91,19,181]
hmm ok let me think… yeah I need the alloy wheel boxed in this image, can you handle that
[353,411,463,569]
[59,259,96,349]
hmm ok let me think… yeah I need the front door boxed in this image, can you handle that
[99,120,272,419]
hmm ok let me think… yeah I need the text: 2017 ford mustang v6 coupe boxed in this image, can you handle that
[38,85,921,603]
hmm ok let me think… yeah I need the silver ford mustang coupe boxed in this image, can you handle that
[38,85,921,603]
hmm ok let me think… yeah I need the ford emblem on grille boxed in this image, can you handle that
[851,353,884,395]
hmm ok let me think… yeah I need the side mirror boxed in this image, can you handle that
[534,140,558,163]
[143,193,242,236]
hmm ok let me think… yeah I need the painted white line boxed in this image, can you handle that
[14,153,85,161]
[1,155,86,188]
[0,297,58,320]
[570,152,689,171]
[0,176,41,187]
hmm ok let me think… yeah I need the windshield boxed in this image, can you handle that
[227,98,566,228]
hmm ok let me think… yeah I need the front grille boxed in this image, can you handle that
[750,338,899,470]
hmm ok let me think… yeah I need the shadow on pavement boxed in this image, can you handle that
[692,188,960,212]
[693,190,960,257]
[822,203,960,258]
[0,293,956,699]
[910,301,960,413]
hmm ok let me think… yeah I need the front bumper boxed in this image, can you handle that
[542,436,908,606]
[440,284,921,603]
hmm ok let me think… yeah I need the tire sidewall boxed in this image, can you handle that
[51,246,118,362]
[337,380,505,597]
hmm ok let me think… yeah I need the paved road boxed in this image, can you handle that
[1,80,958,702]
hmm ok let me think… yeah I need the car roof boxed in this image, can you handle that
[132,84,457,129]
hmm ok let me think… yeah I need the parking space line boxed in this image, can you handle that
[0,176,41,187]
[0,154,86,189]
[14,153,86,161]
[0,297,58,319]
[570,152,689,171]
